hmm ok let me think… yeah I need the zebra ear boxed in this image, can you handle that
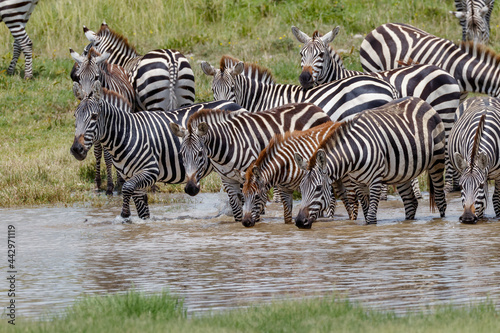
[73,82,84,100]
[317,149,327,173]
[449,10,465,19]
[69,48,85,64]
[233,169,246,184]
[170,123,187,138]
[197,122,209,136]
[477,152,488,170]
[231,62,245,76]
[291,26,311,44]
[252,165,262,181]
[322,26,340,44]
[201,62,216,76]
[92,81,103,100]
[454,152,468,172]
[294,153,308,170]
[480,5,489,16]
[95,50,111,64]
[84,28,98,43]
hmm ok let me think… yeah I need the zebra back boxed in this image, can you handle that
[451,0,495,44]
[360,23,500,97]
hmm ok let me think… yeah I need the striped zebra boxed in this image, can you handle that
[240,122,359,227]
[70,47,137,109]
[70,81,245,221]
[1,0,39,79]
[170,103,331,224]
[359,22,500,98]
[83,22,195,111]
[292,26,461,197]
[201,55,399,118]
[450,0,495,44]
[448,97,500,223]
[295,97,447,228]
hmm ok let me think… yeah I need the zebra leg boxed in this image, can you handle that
[120,170,158,220]
[366,182,383,224]
[280,190,294,224]
[7,28,33,79]
[411,177,423,200]
[493,180,500,217]
[103,148,115,196]
[272,187,281,203]
[428,162,447,218]
[325,183,337,218]
[396,181,418,220]
[93,142,103,192]
[336,177,358,220]
[7,39,21,76]
[115,172,125,194]
[355,185,370,222]
[220,177,244,222]
[380,184,388,201]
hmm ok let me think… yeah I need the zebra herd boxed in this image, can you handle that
[3,0,500,227]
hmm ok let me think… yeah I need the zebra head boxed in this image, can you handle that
[295,150,333,229]
[450,0,494,44]
[454,151,489,223]
[241,166,271,228]
[201,60,244,103]
[70,47,110,99]
[292,26,340,90]
[70,81,103,161]
[170,121,211,196]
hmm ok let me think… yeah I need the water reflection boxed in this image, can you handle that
[1,192,499,319]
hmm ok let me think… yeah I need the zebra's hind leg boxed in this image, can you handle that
[93,142,103,192]
[7,30,33,79]
[428,162,447,218]
[396,181,418,220]
[103,148,115,195]
[280,190,294,224]
[493,180,500,217]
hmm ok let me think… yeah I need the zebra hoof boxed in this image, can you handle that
[114,215,132,224]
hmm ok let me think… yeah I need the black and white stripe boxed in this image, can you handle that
[83,22,195,111]
[1,0,39,79]
[70,82,244,221]
[295,97,447,227]
[201,56,399,119]
[450,0,495,44]
[171,103,332,224]
[448,97,500,223]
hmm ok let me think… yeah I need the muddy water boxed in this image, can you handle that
[1,191,499,319]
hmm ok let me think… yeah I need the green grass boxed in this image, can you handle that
[1,0,497,208]
[2,290,498,333]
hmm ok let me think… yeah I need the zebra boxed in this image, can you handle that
[295,97,447,228]
[448,97,500,223]
[292,26,462,197]
[82,21,195,111]
[201,55,399,118]
[70,81,245,221]
[1,0,39,79]
[450,0,495,44]
[170,103,332,224]
[359,23,500,99]
[240,122,359,227]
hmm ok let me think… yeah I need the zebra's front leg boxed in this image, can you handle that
[355,185,370,222]
[103,148,115,195]
[120,170,158,220]
[221,177,244,222]
[411,177,422,200]
[397,181,418,220]
[280,189,294,224]
[366,181,383,224]
[492,180,500,217]
[93,141,103,192]
[429,161,447,218]
[337,177,358,220]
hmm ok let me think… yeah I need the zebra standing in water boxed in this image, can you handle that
[1,0,39,79]
[70,81,245,221]
[295,97,447,228]
[240,122,358,227]
[201,55,399,118]
[170,103,332,224]
[83,22,195,111]
[448,97,500,223]
[450,0,495,44]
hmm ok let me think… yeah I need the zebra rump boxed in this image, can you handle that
[448,96,500,223]
[296,97,447,228]
[450,0,495,44]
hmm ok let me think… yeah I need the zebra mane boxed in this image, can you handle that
[96,23,139,55]
[460,41,500,67]
[470,113,487,167]
[220,55,275,84]
[86,47,102,60]
[187,108,245,131]
[102,87,133,112]
[308,121,349,170]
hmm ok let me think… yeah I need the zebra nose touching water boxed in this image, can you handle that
[295,97,448,228]
[449,96,500,224]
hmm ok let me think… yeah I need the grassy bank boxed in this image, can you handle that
[1,0,498,207]
[2,290,498,333]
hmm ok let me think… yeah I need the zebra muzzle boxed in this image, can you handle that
[70,137,88,161]
[299,68,314,91]
[241,213,256,228]
[295,209,313,229]
[184,178,200,196]
[459,206,478,224]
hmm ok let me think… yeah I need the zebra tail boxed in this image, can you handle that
[428,173,436,213]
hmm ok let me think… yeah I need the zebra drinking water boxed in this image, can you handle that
[448,97,500,223]
[295,97,447,228]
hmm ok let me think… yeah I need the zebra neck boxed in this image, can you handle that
[236,77,303,111]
